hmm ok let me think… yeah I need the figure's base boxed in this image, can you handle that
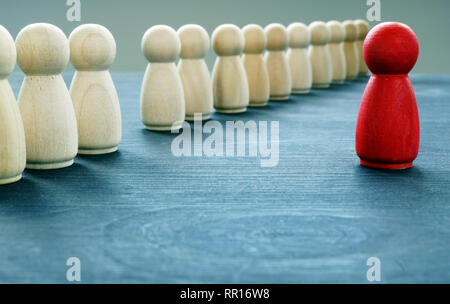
[360,160,413,170]
[0,174,22,185]
[332,79,344,84]
[27,160,74,170]
[145,123,183,132]
[248,101,268,107]
[215,107,247,114]
[78,146,118,155]
[185,113,211,121]
[270,95,290,101]
[292,88,310,94]
[312,83,330,89]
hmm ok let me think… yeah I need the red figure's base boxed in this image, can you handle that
[360,160,413,170]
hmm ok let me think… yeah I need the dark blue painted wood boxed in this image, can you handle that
[0,73,449,283]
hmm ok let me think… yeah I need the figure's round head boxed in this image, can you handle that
[16,23,69,75]
[0,25,16,79]
[343,20,359,41]
[364,22,419,74]
[264,23,288,51]
[354,19,370,40]
[287,22,309,48]
[142,25,180,63]
[69,24,116,71]
[212,24,244,56]
[326,21,345,43]
[178,24,210,59]
[242,24,266,54]
[309,21,330,46]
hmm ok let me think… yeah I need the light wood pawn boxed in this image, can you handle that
[242,24,270,107]
[141,25,185,131]
[342,20,360,80]
[69,24,122,155]
[326,21,346,84]
[16,23,78,170]
[308,21,332,88]
[355,19,370,76]
[177,24,213,120]
[264,23,291,100]
[287,22,312,94]
[0,25,26,185]
[212,24,249,113]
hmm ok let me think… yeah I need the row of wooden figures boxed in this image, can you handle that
[142,20,370,130]
[0,23,120,185]
[0,20,369,185]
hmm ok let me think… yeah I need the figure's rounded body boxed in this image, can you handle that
[0,25,26,184]
[141,63,185,130]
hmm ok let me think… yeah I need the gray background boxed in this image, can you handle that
[0,0,449,74]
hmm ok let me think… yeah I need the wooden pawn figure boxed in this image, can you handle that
[69,24,122,155]
[212,24,249,113]
[356,22,420,169]
[0,25,26,185]
[242,24,270,107]
[264,23,291,100]
[16,23,78,170]
[326,21,346,84]
[141,25,185,131]
[342,20,360,80]
[177,24,213,121]
[287,22,312,94]
[355,19,370,76]
[308,21,332,88]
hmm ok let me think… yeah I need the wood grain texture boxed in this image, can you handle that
[0,73,449,283]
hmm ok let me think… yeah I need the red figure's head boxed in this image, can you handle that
[364,22,419,74]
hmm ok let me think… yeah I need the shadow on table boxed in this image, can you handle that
[352,163,431,205]
[0,161,108,205]
[354,163,426,182]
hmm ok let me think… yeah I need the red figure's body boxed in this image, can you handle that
[356,22,420,170]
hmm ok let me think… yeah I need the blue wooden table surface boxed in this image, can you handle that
[0,72,449,283]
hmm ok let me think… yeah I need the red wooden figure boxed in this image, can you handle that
[356,22,420,170]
